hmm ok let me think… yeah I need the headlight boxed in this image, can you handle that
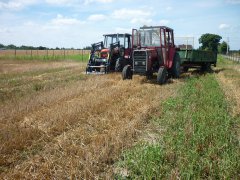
[134,61,138,65]
[142,61,146,66]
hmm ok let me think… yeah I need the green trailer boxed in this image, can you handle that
[178,49,217,71]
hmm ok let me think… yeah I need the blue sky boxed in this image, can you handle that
[0,0,239,49]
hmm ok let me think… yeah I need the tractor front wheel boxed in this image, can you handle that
[146,70,153,80]
[157,66,167,85]
[122,65,132,80]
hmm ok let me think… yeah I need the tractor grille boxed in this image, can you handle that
[133,50,147,73]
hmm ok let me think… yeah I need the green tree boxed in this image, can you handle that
[219,41,229,54]
[83,46,92,50]
[0,43,5,48]
[7,44,17,49]
[38,46,47,50]
[199,33,222,52]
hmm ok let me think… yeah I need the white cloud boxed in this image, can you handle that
[114,27,131,34]
[45,0,71,5]
[159,19,170,25]
[226,0,240,4]
[0,0,37,10]
[87,14,106,21]
[97,0,113,2]
[112,8,152,20]
[166,6,172,11]
[194,1,219,8]
[112,8,153,26]
[51,14,84,26]
[0,27,12,33]
[130,18,153,25]
[219,23,230,29]
[84,0,113,5]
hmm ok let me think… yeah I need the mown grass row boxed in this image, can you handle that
[0,54,89,61]
[116,74,240,179]
[0,66,87,103]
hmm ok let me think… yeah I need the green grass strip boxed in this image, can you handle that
[117,74,240,179]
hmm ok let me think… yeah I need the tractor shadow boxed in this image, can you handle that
[140,67,226,85]
[179,67,226,81]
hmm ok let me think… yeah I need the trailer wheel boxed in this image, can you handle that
[171,53,181,78]
[183,66,189,72]
[201,63,211,72]
[122,65,132,80]
[157,66,167,85]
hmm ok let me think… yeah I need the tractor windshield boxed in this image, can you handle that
[104,36,117,48]
[139,28,160,47]
[104,34,131,49]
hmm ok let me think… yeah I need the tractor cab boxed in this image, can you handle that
[122,26,180,84]
[86,33,132,74]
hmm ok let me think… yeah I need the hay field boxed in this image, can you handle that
[1,56,238,179]
[0,59,182,179]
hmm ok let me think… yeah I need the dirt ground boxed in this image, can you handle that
[0,59,182,179]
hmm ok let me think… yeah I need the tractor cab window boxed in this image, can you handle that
[160,29,165,46]
[118,36,125,47]
[151,29,160,46]
[140,30,150,46]
[166,30,173,47]
[125,36,131,48]
[140,28,160,47]
[104,36,118,48]
[104,36,112,48]
[112,36,117,44]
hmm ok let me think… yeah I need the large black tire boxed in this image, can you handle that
[157,66,167,85]
[122,65,132,80]
[201,63,211,72]
[171,53,181,78]
[86,66,91,74]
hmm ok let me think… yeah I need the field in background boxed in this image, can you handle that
[0,49,90,61]
[0,56,239,179]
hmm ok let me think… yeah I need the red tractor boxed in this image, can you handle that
[122,26,181,84]
[86,33,132,74]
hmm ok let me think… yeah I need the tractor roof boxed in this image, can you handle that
[103,33,131,37]
[140,26,173,31]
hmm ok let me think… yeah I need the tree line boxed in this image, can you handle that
[1,34,238,54]
[0,43,91,50]
[198,33,240,54]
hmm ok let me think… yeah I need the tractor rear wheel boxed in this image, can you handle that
[171,53,181,78]
[157,66,167,85]
[122,65,132,80]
